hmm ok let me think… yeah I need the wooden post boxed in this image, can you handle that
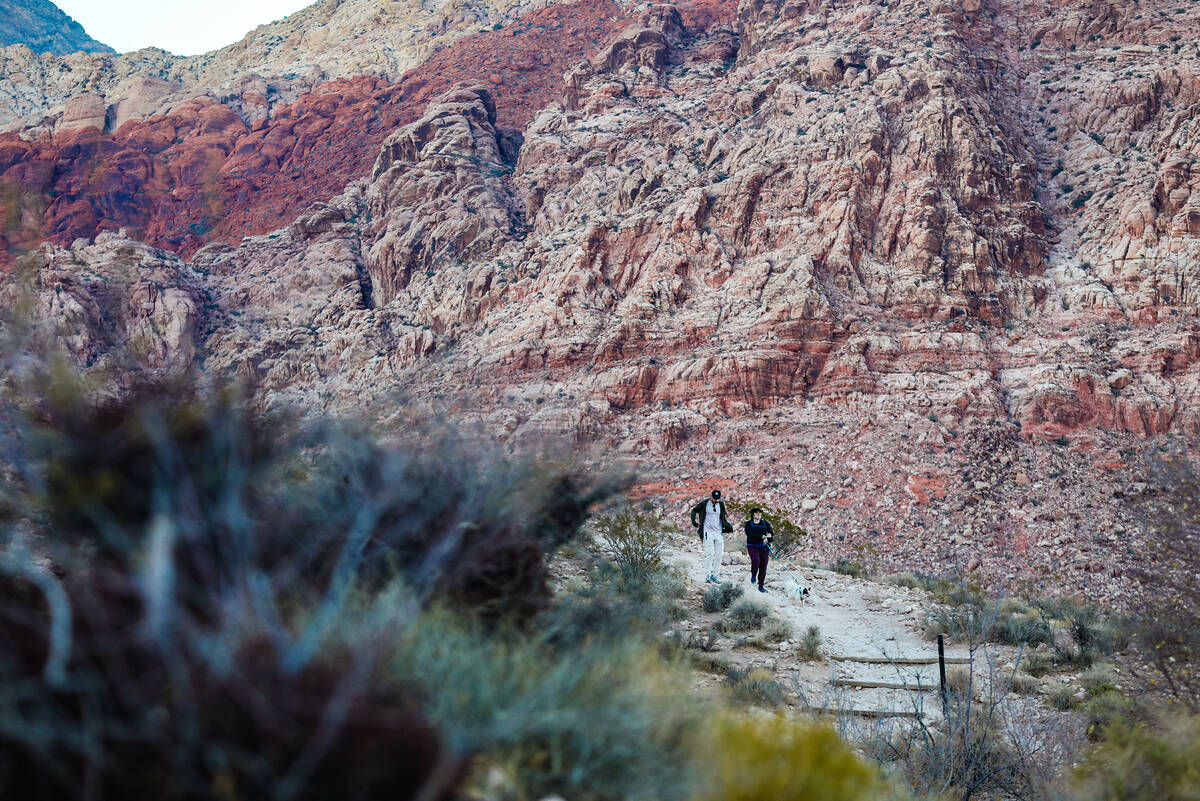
[938,634,948,715]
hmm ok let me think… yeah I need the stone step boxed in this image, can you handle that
[805,685,945,719]
[806,703,938,720]
[829,653,972,665]
[829,677,938,690]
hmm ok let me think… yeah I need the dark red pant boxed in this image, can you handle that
[748,544,769,586]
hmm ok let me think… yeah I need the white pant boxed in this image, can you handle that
[704,532,725,578]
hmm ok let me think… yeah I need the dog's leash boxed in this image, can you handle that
[766,543,809,590]
[766,543,794,569]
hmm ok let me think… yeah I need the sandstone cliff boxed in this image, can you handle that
[4,0,1200,598]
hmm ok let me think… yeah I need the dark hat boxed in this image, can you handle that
[711,489,721,499]
[749,507,763,516]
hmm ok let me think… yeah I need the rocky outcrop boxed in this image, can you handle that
[0,0,113,56]
[365,85,519,308]
[4,231,203,376]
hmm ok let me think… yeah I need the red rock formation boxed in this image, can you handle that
[0,0,633,268]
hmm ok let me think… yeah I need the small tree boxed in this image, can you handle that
[725,500,808,557]
[593,507,672,582]
[1130,447,1200,711]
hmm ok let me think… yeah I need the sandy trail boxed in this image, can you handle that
[667,533,998,718]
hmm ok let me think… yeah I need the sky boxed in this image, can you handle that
[55,0,316,56]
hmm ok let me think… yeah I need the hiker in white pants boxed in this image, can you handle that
[690,489,733,583]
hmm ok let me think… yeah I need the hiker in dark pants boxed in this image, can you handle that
[744,507,774,593]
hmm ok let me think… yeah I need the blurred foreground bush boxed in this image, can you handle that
[0,368,643,799]
[700,714,886,801]
[1069,714,1200,801]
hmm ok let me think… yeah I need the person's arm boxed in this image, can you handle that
[765,520,774,540]
[720,503,733,533]
[690,501,703,529]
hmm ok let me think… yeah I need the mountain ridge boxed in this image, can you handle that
[0,0,114,56]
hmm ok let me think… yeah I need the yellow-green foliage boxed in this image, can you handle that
[699,714,886,801]
[1069,715,1200,801]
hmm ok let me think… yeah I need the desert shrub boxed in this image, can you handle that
[829,557,868,578]
[1081,664,1119,698]
[998,596,1032,616]
[725,501,808,557]
[1007,672,1040,695]
[699,714,886,801]
[926,592,1054,648]
[797,625,824,661]
[923,602,991,642]
[725,668,787,707]
[1054,643,1100,671]
[1081,691,1138,740]
[1128,448,1200,711]
[0,370,624,624]
[392,607,702,801]
[1049,682,1078,711]
[593,506,672,582]
[761,616,792,643]
[1064,604,1127,656]
[0,368,634,800]
[702,581,744,613]
[1068,714,1200,800]
[882,571,925,589]
[1021,651,1057,677]
[545,563,672,648]
[685,628,721,653]
[994,611,1055,647]
[722,599,769,632]
[868,679,1044,800]
[945,667,974,697]
[689,651,731,674]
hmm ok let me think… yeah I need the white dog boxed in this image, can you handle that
[786,576,811,602]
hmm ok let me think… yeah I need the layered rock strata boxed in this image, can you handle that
[4,0,1200,597]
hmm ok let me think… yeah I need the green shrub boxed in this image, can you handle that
[722,599,769,632]
[1081,691,1138,741]
[703,581,744,613]
[725,668,787,708]
[1007,673,1040,695]
[725,501,808,558]
[994,611,1054,646]
[761,616,793,643]
[1049,683,1078,711]
[593,506,672,582]
[0,366,643,801]
[829,557,868,578]
[392,609,702,801]
[1069,715,1200,800]
[1081,664,1119,698]
[797,625,824,661]
[700,714,886,801]
[1021,651,1057,677]
[689,650,731,674]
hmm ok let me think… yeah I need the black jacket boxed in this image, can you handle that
[744,519,774,546]
[691,499,733,539]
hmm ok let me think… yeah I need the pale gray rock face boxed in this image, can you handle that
[0,0,113,56]
[4,232,204,378]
